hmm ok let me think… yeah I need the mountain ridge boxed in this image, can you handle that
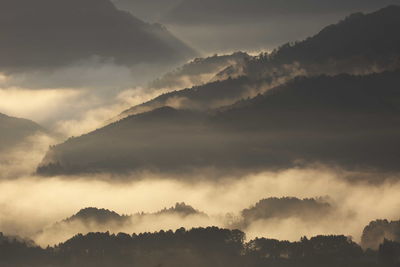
[37,70,400,176]
[0,0,195,72]
[0,113,46,151]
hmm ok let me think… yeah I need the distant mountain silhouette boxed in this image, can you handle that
[0,113,45,151]
[110,52,251,121]
[217,5,400,80]
[35,198,340,247]
[361,219,400,250]
[149,52,251,90]
[111,0,181,22]
[116,77,257,120]
[54,203,206,228]
[36,7,400,177]
[65,208,130,226]
[37,70,400,176]
[240,197,332,227]
[115,6,400,123]
[35,203,208,245]
[155,202,208,218]
[35,207,132,246]
[0,0,195,72]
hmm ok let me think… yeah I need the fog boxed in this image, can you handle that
[0,51,251,138]
[1,130,399,247]
[0,134,55,179]
[0,59,194,137]
[0,57,179,90]
[1,143,400,247]
[1,4,399,267]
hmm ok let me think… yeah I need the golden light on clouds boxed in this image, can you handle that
[0,73,8,82]
[0,88,81,122]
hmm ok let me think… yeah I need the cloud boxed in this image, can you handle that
[0,88,81,124]
[0,82,172,138]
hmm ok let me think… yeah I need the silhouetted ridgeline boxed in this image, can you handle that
[37,70,400,176]
[218,5,400,80]
[110,0,181,22]
[118,6,400,123]
[240,197,332,227]
[0,0,194,72]
[35,203,209,245]
[117,76,259,118]
[109,52,252,121]
[35,6,400,177]
[65,208,130,226]
[1,228,400,267]
[155,202,207,217]
[0,113,45,151]
[148,52,251,90]
[36,198,331,243]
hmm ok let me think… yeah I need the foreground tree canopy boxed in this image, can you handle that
[1,227,399,267]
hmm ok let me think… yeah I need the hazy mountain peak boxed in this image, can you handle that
[67,208,127,224]
[241,197,332,223]
[156,202,207,217]
[0,113,46,151]
[0,0,195,72]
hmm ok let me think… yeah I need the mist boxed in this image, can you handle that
[1,162,400,247]
[1,115,400,249]
[1,2,400,266]
[0,58,195,137]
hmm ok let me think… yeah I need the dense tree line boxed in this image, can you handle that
[238,6,400,80]
[362,219,400,250]
[1,228,400,267]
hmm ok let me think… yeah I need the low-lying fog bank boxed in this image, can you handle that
[1,166,400,247]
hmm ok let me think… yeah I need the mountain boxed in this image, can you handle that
[0,113,45,151]
[218,5,400,80]
[35,208,132,245]
[35,7,400,176]
[116,77,257,120]
[162,0,399,24]
[35,203,208,246]
[116,6,400,122]
[37,70,400,176]
[159,1,400,54]
[240,197,332,227]
[111,52,251,121]
[155,203,208,218]
[35,199,337,246]
[64,208,130,226]
[111,0,181,22]
[148,52,251,91]
[47,204,206,230]
[0,0,195,72]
